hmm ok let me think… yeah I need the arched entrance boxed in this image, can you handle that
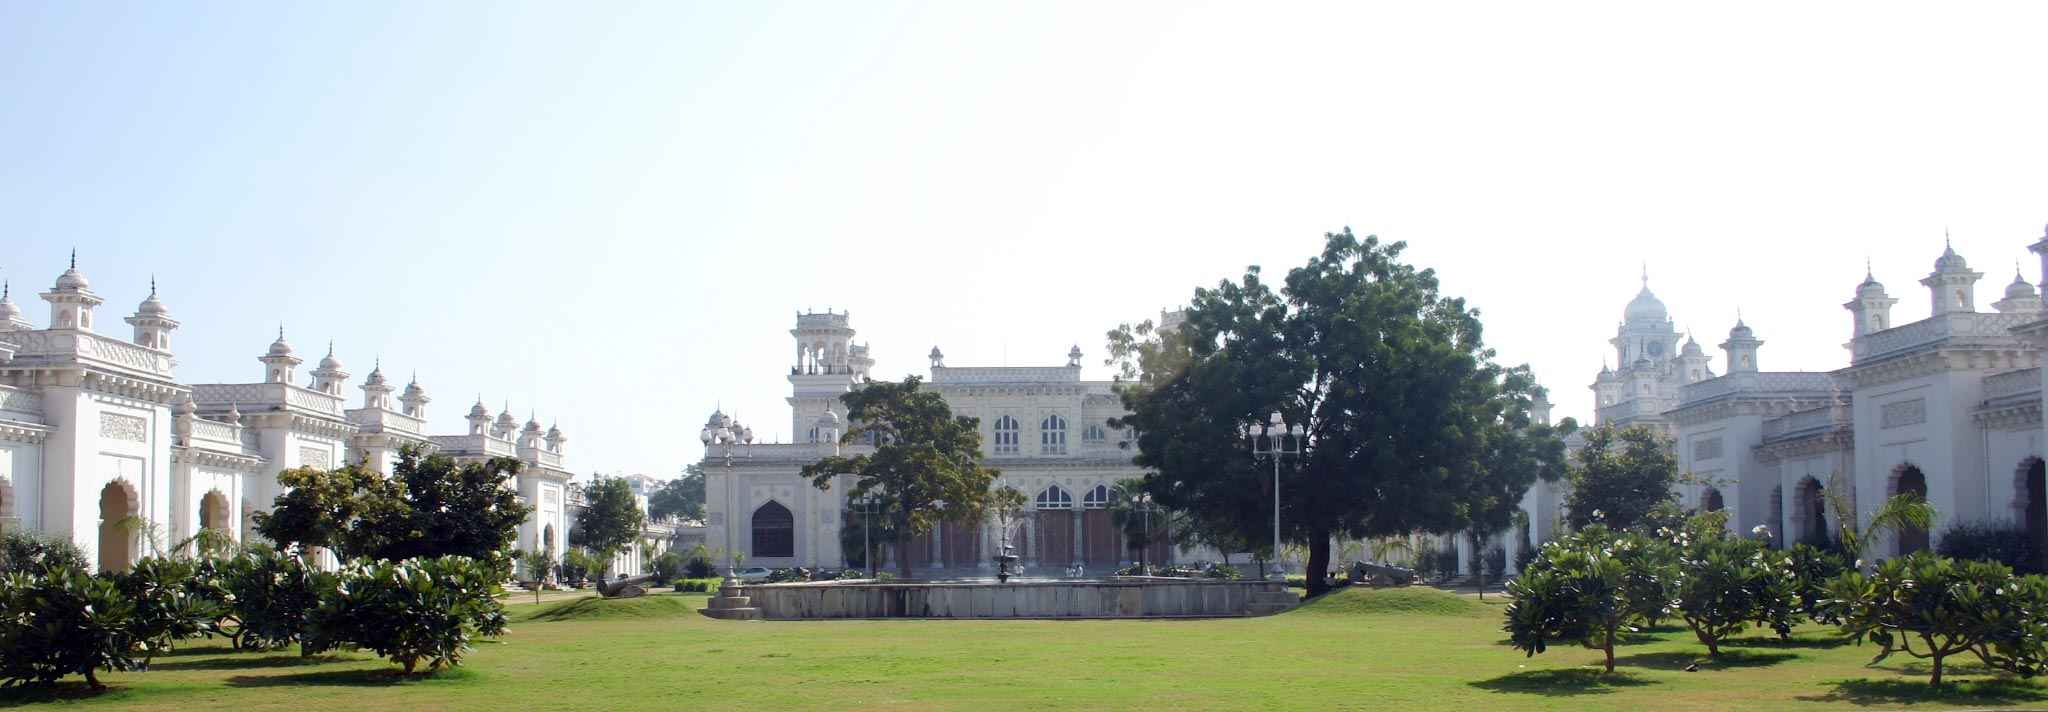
[199,490,230,532]
[98,480,138,572]
[2022,458,2046,572]
[1796,477,1828,546]
[1894,465,1930,555]
[1702,487,1725,513]
[543,523,557,554]
[751,501,794,559]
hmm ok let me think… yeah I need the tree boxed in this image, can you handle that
[363,446,530,570]
[801,377,1001,580]
[1112,229,1538,596]
[1564,426,1679,531]
[569,476,645,581]
[649,464,707,522]
[1107,479,1163,570]
[1828,486,1935,566]
[1827,552,2048,684]
[252,462,404,560]
[1451,374,1570,599]
[1503,526,1648,673]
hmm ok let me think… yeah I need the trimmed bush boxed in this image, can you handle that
[0,530,88,576]
[1936,520,2042,575]
[1672,536,1797,654]
[0,568,140,689]
[683,544,716,579]
[114,557,229,663]
[1826,552,2048,684]
[1503,533,1640,673]
[219,546,329,651]
[304,556,508,674]
[650,551,686,585]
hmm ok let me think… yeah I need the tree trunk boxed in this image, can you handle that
[1471,532,1485,601]
[897,509,914,580]
[1930,652,1944,685]
[1306,528,1332,596]
[86,667,101,689]
[1603,623,1617,672]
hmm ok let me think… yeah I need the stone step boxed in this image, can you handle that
[698,606,761,621]
[708,595,752,609]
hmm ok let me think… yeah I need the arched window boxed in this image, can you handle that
[98,480,138,573]
[2023,459,2046,572]
[1797,477,1828,546]
[200,490,230,533]
[993,416,1020,454]
[751,501,794,558]
[1035,485,1072,510]
[1041,415,1067,455]
[1083,425,1106,444]
[1702,487,1725,513]
[1894,465,1930,555]
[1082,484,1110,509]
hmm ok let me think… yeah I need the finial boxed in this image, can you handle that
[326,339,334,356]
[1640,261,1648,287]
[278,323,285,340]
[1866,256,1873,280]
[1945,227,1952,249]
[69,248,76,269]
[149,275,156,296]
[3,280,9,299]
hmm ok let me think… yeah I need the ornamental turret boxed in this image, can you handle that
[310,341,349,395]
[125,278,178,351]
[493,405,517,439]
[1920,239,1983,316]
[466,397,490,435]
[519,416,543,450]
[360,360,393,410]
[1721,317,1763,373]
[0,281,30,331]
[545,423,566,454]
[1677,333,1713,383]
[1845,265,1899,340]
[260,326,302,384]
[1994,267,2044,314]
[40,250,102,332]
[929,345,945,369]
[399,374,429,418]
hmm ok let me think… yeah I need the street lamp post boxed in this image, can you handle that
[1251,411,1304,580]
[700,412,755,578]
[1133,492,1158,574]
[854,494,881,578]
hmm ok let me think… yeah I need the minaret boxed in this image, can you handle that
[519,416,544,451]
[1993,265,2044,314]
[1845,263,1899,340]
[493,405,517,439]
[0,281,27,331]
[1067,345,1083,368]
[1920,237,1982,316]
[310,341,349,395]
[545,423,566,454]
[40,250,102,332]
[1721,316,1763,373]
[929,346,945,369]
[1677,332,1713,383]
[124,278,179,351]
[1529,389,1554,426]
[260,326,302,384]
[360,360,393,410]
[466,397,491,435]
[399,373,430,419]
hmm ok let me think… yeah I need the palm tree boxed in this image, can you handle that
[1825,470,1935,565]
[1107,479,1160,572]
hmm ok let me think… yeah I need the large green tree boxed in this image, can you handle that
[1451,376,1571,588]
[1564,425,1679,531]
[252,462,404,561]
[1113,229,1543,595]
[800,377,1001,580]
[570,476,645,580]
[253,446,531,568]
[648,464,706,522]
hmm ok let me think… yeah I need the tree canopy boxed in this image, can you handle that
[1564,425,1679,531]
[253,446,531,572]
[569,476,645,578]
[648,464,706,522]
[800,377,1001,579]
[1110,228,1559,595]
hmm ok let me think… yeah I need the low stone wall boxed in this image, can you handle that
[732,577,1292,620]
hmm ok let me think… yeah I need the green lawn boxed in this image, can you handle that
[5,586,2046,711]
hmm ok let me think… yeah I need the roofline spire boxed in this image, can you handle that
[69,248,76,270]
[149,275,156,297]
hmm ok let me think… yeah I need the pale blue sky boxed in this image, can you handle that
[7,1,2048,478]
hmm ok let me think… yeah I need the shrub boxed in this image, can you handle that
[1826,552,2048,684]
[1672,535,1797,655]
[1434,547,1461,581]
[1482,547,1507,582]
[1502,531,1641,673]
[1204,564,1243,580]
[650,551,686,585]
[114,556,229,663]
[1513,542,1538,574]
[0,530,88,576]
[1787,543,1848,622]
[219,547,329,651]
[0,568,140,689]
[304,556,508,674]
[683,544,716,579]
[1936,521,2042,575]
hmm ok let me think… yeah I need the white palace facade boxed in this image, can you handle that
[701,311,1175,573]
[1517,228,2048,568]
[0,257,580,573]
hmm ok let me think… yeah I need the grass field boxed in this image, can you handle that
[4,586,2046,711]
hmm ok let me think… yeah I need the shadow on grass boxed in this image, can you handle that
[150,653,355,672]
[1468,668,1655,696]
[1795,677,2048,706]
[1611,649,1795,670]
[225,666,472,688]
[1722,634,1851,650]
[0,682,129,708]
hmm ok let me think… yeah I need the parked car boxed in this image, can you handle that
[732,566,773,582]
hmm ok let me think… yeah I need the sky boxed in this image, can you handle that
[5,1,2048,479]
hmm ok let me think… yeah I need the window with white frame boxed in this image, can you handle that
[1040,414,1067,455]
[1082,484,1109,509]
[1083,424,1106,444]
[993,415,1020,454]
[1035,484,1073,509]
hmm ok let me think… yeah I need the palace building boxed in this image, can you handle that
[0,257,581,572]
[1517,227,2048,569]
[700,310,1176,573]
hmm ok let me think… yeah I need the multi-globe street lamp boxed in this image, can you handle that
[853,493,882,578]
[1251,411,1304,580]
[699,411,754,577]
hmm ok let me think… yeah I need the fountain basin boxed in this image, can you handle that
[723,576,1295,620]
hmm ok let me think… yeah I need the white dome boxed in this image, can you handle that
[0,285,20,322]
[53,267,89,291]
[1623,286,1668,323]
[1935,244,1970,273]
[468,400,489,417]
[267,335,294,357]
[363,365,387,386]
[2007,274,2036,299]
[136,292,169,317]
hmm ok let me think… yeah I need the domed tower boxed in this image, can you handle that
[310,342,349,395]
[399,374,429,419]
[1677,333,1714,383]
[1993,267,2043,314]
[545,423,566,454]
[492,405,517,440]
[518,416,543,450]
[1845,265,1899,340]
[1721,317,1763,373]
[465,397,491,435]
[1920,239,1983,316]
[0,281,28,331]
[125,278,178,351]
[1610,269,1682,369]
[40,251,102,332]
[360,360,393,410]
[1592,363,1620,409]
[260,327,302,384]
[789,309,863,438]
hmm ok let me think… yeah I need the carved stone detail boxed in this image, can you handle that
[99,412,147,443]
[1880,398,1927,429]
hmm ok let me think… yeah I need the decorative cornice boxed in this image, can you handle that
[1974,401,2042,431]
[1754,427,1854,462]
[1669,396,1835,427]
[0,418,50,444]
[171,444,266,471]
[1839,347,2038,390]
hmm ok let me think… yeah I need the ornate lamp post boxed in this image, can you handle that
[1251,411,1304,580]
[700,411,753,579]
[1132,491,1159,574]
[853,493,881,578]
